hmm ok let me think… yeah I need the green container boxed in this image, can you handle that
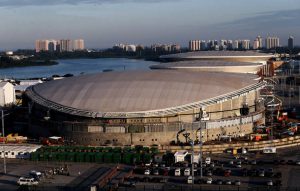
[44,152,50,161]
[113,153,121,163]
[30,152,39,161]
[67,152,76,162]
[103,152,113,163]
[122,153,133,164]
[112,147,122,153]
[150,147,159,154]
[103,147,112,152]
[75,152,85,162]
[132,153,141,164]
[142,147,150,153]
[134,145,143,153]
[123,147,132,153]
[48,152,55,161]
[142,153,152,164]
[76,153,85,162]
[93,147,103,153]
[95,153,104,163]
[57,153,65,161]
[85,153,95,163]
[38,153,44,161]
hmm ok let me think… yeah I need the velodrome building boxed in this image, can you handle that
[150,60,263,74]
[160,51,273,63]
[25,51,274,146]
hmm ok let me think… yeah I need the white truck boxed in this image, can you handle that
[175,168,181,176]
[262,147,276,154]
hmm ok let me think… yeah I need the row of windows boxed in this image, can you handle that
[0,151,29,156]
[140,139,158,142]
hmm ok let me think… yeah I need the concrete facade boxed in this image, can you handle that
[61,120,258,146]
[0,82,15,107]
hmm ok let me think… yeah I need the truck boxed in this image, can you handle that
[41,136,64,146]
[175,168,181,176]
[262,147,276,154]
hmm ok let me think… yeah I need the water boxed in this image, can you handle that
[0,58,155,79]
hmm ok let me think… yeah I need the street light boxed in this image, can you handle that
[198,109,203,179]
[1,109,10,174]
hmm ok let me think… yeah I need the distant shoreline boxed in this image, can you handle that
[0,60,58,69]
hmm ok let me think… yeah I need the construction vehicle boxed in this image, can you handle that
[0,134,27,143]
[41,136,64,146]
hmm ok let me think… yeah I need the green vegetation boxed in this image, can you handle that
[0,56,58,68]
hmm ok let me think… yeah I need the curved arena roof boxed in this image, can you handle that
[150,60,263,74]
[26,71,265,118]
[160,51,274,62]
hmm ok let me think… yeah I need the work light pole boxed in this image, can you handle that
[1,110,6,174]
[198,109,203,178]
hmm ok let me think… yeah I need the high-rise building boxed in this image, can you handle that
[233,40,239,49]
[189,40,201,51]
[241,40,250,50]
[220,40,227,50]
[253,39,259,50]
[227,40,233,50]
[265,36,280,49]
[253,36,263,49]
[35,39,84,52]
[73,39,85,51]
[35,40,49,52]
[288,36,294,49]
[171,44,181,52]
[59,39,72,52]
[200,40,206,50]
[48,40,57,52]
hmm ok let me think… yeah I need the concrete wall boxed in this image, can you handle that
[65,122,254,146]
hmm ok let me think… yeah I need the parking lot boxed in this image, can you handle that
[116,146,300,191]
[0,146,300,191]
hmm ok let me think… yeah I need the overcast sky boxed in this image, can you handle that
[0,0,299,50]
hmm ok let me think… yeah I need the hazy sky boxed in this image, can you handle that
[0,0,300,50]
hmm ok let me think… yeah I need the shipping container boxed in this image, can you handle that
[85,153,95,163]
[112,147,122,153]
[57,153,65,161]
[103,152,113,163]
[122,153,133,164]
[123,147,132,153]
[113,153,121,163]
[67,152,76,162]
[30,152,39,161]
[132,153,141,164]
[142,153,152,164]
[150,147,159,154]
[76,153,85,162]
[103,147,112,152]
[95,153,104,163]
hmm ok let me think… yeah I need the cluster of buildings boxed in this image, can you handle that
[35,39,85,53]
[1,51,30,61]
[24,49,281,146]
[189,36,295,51]
[113,43,181,53]
[150,44,181,52]
[113,44,142,52]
